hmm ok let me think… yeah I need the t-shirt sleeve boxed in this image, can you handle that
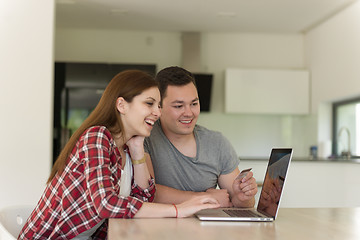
[218,133,240,175]
[143,137,150,154]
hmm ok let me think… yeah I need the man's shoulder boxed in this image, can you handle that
[195,124,223,138]
[194,125,230,147]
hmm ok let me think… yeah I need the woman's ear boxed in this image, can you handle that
[116,97,127,114]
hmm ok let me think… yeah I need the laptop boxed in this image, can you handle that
[195,148,293,222]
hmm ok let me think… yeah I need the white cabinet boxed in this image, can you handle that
[225,68,310,114]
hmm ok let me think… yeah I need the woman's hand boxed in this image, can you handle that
[126,136,145,160]
[205,188,233,208]
[135,197,220,219]
[175,195,220,218]
[126,136,151,189]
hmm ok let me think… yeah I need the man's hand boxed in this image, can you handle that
[205,188,233,208]
[232,171,258,202]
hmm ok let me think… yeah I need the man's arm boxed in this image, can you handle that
[153,184,233,207]
[153,184,200,204]
[145,154,232,206]
[144,153,197,203]
[218,168,257,208]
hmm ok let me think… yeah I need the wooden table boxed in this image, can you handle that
[108,208,360,240]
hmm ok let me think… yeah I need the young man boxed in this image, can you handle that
[144,66,257,207]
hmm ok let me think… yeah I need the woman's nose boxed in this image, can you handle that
[153,106,161,117]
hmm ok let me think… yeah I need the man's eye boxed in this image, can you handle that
[192,102,199,106]
[173,105,182,109]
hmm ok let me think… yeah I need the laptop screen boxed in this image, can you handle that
[257,148,292,218]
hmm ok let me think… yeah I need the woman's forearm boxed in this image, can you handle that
[134,202,177,218]
[133,162,151,189]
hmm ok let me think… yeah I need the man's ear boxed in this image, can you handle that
[116,97,127,114]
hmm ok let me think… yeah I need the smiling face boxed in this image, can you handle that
[118,87,161,140]
[160,82,200,138]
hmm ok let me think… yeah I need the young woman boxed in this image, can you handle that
[18,70,219,239]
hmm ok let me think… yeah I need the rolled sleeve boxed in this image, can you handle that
[131,178,156,202]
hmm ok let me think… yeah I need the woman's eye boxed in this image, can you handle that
[146,102,154,106]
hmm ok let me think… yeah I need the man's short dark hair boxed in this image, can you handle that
[155,66,197,102]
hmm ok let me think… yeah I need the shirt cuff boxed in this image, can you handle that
[132,178,156,202]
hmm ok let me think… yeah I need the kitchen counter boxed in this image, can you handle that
[108,208,360,240]
[239,156,360,164]
[238,158,360,208]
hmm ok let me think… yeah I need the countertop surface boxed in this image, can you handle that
[108,208,360,240]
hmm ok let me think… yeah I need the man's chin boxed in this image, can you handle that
[177,127,195,135]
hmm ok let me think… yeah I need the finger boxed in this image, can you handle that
[233,179,242,191]
[202,202,221,209]
[240,180,257,191]
[244,188,257,196]
[201,197,220,205]
[241,177,256,188]
[242,181,258,192]
[233,178,242,185]
[241,171,253,182]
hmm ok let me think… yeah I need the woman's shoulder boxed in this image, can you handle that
[85,125,110,133]
[81,126,114,142]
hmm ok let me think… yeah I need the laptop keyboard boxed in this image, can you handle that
[223,209,264,218]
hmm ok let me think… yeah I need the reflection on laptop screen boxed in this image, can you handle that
[257,149,292,218]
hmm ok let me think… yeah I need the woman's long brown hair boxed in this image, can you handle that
[47,70,158,183]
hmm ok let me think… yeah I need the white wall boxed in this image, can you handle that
[197,33,316,157]
[305,1,360,152]
[305,1,360,111]
[55,29,316,157]
[0,0,54,208]
[55,28,182,71]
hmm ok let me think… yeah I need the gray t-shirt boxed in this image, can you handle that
[144,121,239,192]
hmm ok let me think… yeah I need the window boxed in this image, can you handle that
[332,97,360,158]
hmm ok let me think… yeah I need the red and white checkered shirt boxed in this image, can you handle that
[18,126,155,239]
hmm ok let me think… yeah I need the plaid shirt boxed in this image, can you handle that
[18,126,155,239]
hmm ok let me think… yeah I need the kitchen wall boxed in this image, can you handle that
[55,29,316,158]
[305,0,360,149]
[198,33,316,157]
[0,0,54,208]
[55,29,182,72]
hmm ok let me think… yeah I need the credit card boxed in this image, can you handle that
[235,168,252,180]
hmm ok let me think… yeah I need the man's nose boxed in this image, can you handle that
[183,105,193,116]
